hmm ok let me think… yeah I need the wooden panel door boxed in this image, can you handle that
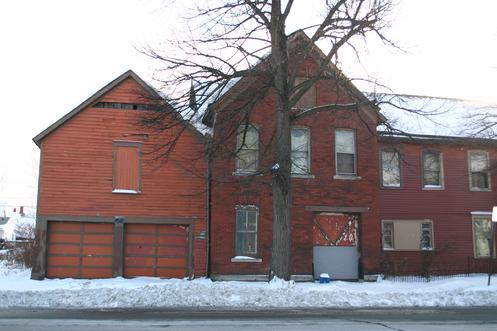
[47,221,114,278]
[123,224,188,278]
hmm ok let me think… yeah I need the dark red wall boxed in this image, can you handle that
[379,139,497,274]
[210,74,381,277]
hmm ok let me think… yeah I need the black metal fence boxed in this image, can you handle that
[380,255,496,282]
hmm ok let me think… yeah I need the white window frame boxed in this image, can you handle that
[235,124,259,174]
[472,215,495,258]
[380,149,401,188]
[381,220,434,251]
[335,129,357,177]
[468,150,491,191]
[422,150,444,190]
[291,127,311,175]
[234,206,259,256]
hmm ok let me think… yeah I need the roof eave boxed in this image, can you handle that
[33,70,164,147]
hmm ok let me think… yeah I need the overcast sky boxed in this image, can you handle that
[1,0,496,210]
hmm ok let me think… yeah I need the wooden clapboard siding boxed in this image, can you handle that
[36,75,208,277]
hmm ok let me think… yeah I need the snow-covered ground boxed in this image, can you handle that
[0,263,496,308]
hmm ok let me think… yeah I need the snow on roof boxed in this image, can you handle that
[0,207,35,227]
[375,94,497,138]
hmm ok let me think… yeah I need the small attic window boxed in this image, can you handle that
[93,102,156,111]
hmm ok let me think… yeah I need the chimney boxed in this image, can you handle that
[20,206,24,216]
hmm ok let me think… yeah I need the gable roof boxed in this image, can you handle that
[33,70,166,147]
[203,30,381,126]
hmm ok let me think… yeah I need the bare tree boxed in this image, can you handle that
[143,0,396,280]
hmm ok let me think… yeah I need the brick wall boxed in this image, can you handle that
[210,75,381,276]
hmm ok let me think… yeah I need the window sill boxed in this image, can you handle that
[291,174,315,179]
[382,248,434,252]
[422,186,444,190]
[233,171,259,176]
[381,185,402,189]
[470,188,492,192]
[112,189,141,194]
[231,256,262,263]
[333,175,361,180]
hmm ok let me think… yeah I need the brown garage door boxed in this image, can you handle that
[124,224,188,278]
[47,221,114,278]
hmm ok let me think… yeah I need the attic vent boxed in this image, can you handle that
[93,102,156,111]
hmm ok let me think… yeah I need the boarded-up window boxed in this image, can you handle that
[293,77,316,109]
[469,151,490,190]
[381,220,433,251]
[113,142,141,193]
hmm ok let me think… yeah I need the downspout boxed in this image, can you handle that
[205,136,213,277]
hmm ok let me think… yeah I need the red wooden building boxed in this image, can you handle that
[32,71,207,279]
[378,132,497,275]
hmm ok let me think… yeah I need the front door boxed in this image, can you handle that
[312,213,359,280]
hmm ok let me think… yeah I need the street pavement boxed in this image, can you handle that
[0,307,496,330]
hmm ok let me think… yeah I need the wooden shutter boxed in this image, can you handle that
[114,143,140,191]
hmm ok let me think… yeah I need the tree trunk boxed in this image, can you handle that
[269,0,292,281]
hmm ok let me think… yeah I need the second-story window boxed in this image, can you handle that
[422,150,443,188]
[469,151,490,190]
[291,128,310,174]
[235,125,259,174]
[381,150,401,187]
[335,129,356,175]
[113,141,141,194]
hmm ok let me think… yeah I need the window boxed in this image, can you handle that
[293,77,316,109]
[235,125,259,173]
[422,150,443,188]
[335,129,356,175]
[113,142,141,193]
[381,220,433,251]
[469,151,490,190]
[235,206,258,255]
[291,128,310,174]
[381,150,401,187]
[473,216,493,258]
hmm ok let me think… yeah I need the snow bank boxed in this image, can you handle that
[0,267,496,308]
